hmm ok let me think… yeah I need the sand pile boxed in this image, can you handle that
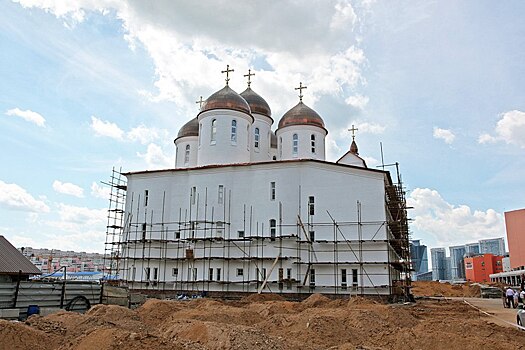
[1,294,524,349]
[411,281,482,297]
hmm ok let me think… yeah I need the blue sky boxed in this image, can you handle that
[0,1,524,256]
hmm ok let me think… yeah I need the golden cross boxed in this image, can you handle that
[244,69,255,88]
[295,82,307,102]
[196,96,204,108]
[221,64,234,85]
[348,124,358,140]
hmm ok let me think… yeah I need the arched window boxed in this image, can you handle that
[184,144,190,165]
[247,125,250,150]
[231,119,237,143]
[211,119,217,144]
[254,128,260,148]
[279,137,282,158]
[292,134,298,157]
[311,134,316,153]
[198,123,202,146]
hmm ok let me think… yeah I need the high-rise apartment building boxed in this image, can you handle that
[479,238,505,257]
[504,209,525,269]
[431,248,447,281]
[449,245,466,280]
[410,240,428,279]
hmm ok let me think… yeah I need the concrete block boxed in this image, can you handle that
[40,307,61,316]
[0,308,20,319]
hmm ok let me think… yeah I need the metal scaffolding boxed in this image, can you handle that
[102,166,411,301]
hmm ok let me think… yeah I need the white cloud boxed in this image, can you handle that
[5,108,46,127]
[91,182,110,200]
[0,180,49,213]
[44,203,107,252]
[325,135,343,162]
[55,203,106,225]
[407,188,504,248]
[346,121,385,135]
[52,180,84,198]
[345,94,369,110]
[330,0,357,31]
[90,116,124,140]
[137,143,172,169]
[362,156,379,167]
[13,1,368,116]
[479,110,525,148]
[433,127,455,144]
[478,133,497,144]
[127,125,161,144]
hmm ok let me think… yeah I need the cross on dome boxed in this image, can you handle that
[348,124,358,141]
[244,69,255,88]
[196,96,204,108]
[295,82,307,102]
[221,64,234,86]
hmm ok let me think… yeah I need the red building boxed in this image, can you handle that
[464,254,503,283]
[505,208,525,269]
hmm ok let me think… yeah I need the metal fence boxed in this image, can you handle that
[0,281,101,317]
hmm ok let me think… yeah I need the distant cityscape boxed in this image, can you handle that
[411,237,507,281]
[18,247,107,274]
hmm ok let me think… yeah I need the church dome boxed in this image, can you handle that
[240,88,272,119]
[176,118,199,140]
[278,102,326,131]
[199,85,252,116]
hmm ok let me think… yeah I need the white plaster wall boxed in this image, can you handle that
[175,136,198,168]
[121,161,394,294]
[250,114,273,163]
[337,152,366,168]
[197,109,252,166]
[276,125,326,161]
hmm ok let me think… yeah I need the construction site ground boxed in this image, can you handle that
[2,281,525,350]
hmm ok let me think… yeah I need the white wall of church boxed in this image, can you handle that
[120,161,395,295]
[276,125,326,161]
[174,136,198,168]
[197,109,252,166]
[250,114,273,163]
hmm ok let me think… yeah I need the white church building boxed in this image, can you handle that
[105,67,411,300]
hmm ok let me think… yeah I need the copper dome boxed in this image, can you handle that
[175,118,199,141]
[240,87,272,119]
[278,102,326,131]
[199,85,252,117]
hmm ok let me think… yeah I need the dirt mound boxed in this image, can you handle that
[162,319,287,350]
[241,293,285,303]
[0,319,59,350]
[56,327,187,350]
[412,281,482,297]
[137,298,183,327]
[302,293,331,307]
[347,296,380,306]
[4,293,525,349]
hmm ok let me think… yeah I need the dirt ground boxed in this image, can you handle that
[411,280,483,297]
[1,291,525,350]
